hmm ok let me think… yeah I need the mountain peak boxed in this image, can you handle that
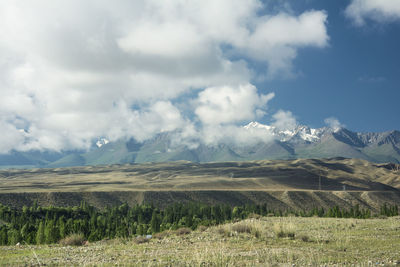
[243,121,330,143]
[96,138,110,148]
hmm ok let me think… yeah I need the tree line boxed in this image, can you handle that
[0,201,398,245]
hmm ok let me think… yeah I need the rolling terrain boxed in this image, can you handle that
[0,158,399,211]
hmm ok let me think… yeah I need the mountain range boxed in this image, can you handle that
[1,122,400,168]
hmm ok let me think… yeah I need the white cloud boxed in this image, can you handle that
[200,124,275,147]
[345,0,400,26]
[0,120,26,153]
[272,110,297,131]
[244,10,329,77]
[324,117,344,131]
[0,0,329,153]
[195,84,274,125]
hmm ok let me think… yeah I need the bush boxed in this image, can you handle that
[197,225,208,232]
[232,223,252,234]
[252,229,261,239]
[276,230,295,239]
[217,227,227,235]
[175,227,191,236]
[153,231,169,240]
[59,233,85,246]
[134,236,149,244]
[298,234,310,242]
[273,222,296,239]
[247,213,261,219]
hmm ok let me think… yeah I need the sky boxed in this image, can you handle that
[0,0,399,153]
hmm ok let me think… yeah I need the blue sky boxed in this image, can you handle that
[0,0,399,152]
[256,0,400,132]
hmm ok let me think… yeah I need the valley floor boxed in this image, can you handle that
[1,216,400,266]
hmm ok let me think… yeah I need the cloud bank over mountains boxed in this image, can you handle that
[0,0,331,153]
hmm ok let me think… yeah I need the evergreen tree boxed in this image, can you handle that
[150,210,161,233]
[7,229,21,245]
[0,227,8,245]
[36,221,45,244]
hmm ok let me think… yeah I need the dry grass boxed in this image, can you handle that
[231,223,252,234]
[273,221,296,239]
[1,159,400,216]
[59,233,85,246]
[174,227,192,235]
[133,236,149,244]
[1,158,399,194]
[1,216,400,266]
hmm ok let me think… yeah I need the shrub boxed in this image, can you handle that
[276,230,295,239]
[153,231,169,240]
[252,229,261,239]
[247,213,261,219]
[175,227,191,235]
[197,225,208,232]
[59,233,85,246]
[134,236,149,244]
[298,234,310,242]
[273,222,296,239]
[231,223,252,234]
[217,227,227,236]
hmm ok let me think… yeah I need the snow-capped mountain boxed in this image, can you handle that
[95,138,110,148]
[243,122,331,143]
[1,122,400,168]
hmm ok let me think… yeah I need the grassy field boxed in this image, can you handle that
[1,158,399,193]
[1,216,399,266]
[1,158,400,211]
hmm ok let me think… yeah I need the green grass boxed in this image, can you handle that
[1,216,399,266]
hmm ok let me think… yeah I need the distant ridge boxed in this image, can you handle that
[1,122,400,168]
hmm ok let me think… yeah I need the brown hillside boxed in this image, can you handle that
[0,158,399,211]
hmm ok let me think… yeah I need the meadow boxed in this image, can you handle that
[1,216,399,266]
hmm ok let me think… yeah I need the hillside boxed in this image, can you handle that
[1,158,399,211]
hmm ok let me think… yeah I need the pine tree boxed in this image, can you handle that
[0,227,8,245]
[20,223,30,243]
[58,217,66,239]
[45,220,60,244]
[150,210,160,233]
[7,229,21,245]
[36,221,45,244]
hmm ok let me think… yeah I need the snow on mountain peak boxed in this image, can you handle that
[96,138,110,148]
[243,121,328,143]
[243,121,274,131]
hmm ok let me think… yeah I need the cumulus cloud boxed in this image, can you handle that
[243,10,329,77]
[195,84,274,125]
[0,0,329,153]
[324,117,344,131]
[345,0,400,26]
[272,110,297,131]
[199,124,275,147]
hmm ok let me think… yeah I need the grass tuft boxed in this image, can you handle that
[197,225,208,232]
[153,231,169,240]
[273,222,296,239]
[134,236,149,244]
[59,233,85,246]
[231,223,252,234]
[174,227,191,235]
[298,234,310,242]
